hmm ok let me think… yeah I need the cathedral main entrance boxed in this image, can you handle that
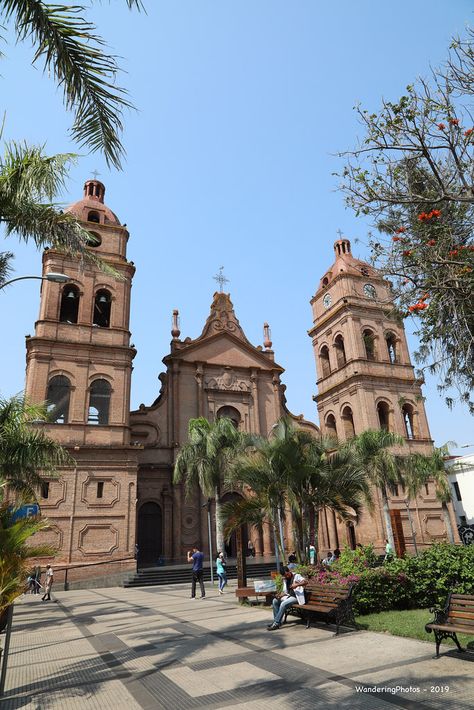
[137,502,162,566]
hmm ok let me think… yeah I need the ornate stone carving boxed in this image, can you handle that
[205,367,249,391]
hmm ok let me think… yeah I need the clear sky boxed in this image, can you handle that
[1,1,473,454]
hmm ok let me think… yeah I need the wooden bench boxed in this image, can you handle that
[425,593,474,658]
[235,586,275,605]
[284,579,356,634]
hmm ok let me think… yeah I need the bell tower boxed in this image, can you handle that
[309,238,432,451]
[308,238,459,555]
[24,179,139,574]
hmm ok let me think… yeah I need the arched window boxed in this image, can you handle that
[88,211,100,223]
[216,405,241,429]
[88,379,111,425]
[59,284,80,324]
[325,414,338,440]
[402,404,415,439]
[93,290,111,328]
[363,329,376,360]
[320,346,331,378]
[386,332,397,364]
[46,375,71,424]
[334,335,346,368]
[341,406,355,439]
[377,401,390,431]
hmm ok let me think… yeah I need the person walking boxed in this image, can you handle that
[41,565,54,601]
[216,552,227,594]
[384,539,393,561]
[309,544,316,566]
[187,545,205,599]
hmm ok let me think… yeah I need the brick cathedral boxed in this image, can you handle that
[25,180,457,581]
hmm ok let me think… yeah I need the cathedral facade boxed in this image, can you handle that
[23,181,457,581]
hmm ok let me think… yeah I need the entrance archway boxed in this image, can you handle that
[137,502,162,566]
[220,491,248,558]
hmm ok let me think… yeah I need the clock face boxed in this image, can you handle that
[323,293,332,309]
[363,283,377,300]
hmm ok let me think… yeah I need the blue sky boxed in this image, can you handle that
[1,1,473,453]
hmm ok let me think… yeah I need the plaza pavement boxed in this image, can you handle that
[1,581,473,709]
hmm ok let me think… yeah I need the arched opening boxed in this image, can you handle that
[377,401,391,431]
[402,404,416,439]
[59,284,80,324]
[93,289,111,327]
[341,406,355,439]
[46,375,71,424]
[216,405,241,429]
[386,332,397,364]
[334,335,346,368]
[363,329,376,360]
[320,346,331,378]
[88,379,111,425]
[325,413,338,440]
[86,231,102,248]
[220,491,248,558]
[137,502,162,566]
[88,210,100,223]
[322,277,329,286]
[347,522,357,550]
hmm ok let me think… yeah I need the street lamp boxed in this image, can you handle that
[1,272,71,289]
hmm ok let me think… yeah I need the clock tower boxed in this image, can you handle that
[308,238,457,553]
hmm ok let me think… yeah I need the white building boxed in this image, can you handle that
[445,453,474,545]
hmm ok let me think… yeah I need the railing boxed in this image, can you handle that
[52,557,136,591]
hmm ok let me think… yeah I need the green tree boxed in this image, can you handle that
[404,445,456,544]
[222,418,369,562]
[173,417,246,554]
[0,395,71,503]
[0,504,55,616]
[1,2,144,282]
[345,430,405,554]
[338,29,474,411]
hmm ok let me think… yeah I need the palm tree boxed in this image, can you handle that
[1,1,143,169]
[404,445,456,544]
[345,429,406,554]
[222,417,370,563]
[0,144,117,282]
[0,395,71,503]
[0,504,55,617]
[173,417,246,554]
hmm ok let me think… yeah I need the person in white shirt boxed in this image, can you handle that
[41,565,54,601]
[267,567,307,630]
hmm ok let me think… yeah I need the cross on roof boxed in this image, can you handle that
[336,228,344,239]
[91,169,101,180]
[213,266,229,293]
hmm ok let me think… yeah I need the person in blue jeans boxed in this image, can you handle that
[216,552,227,594]
[268,567,307,630]
[187,545,205,598]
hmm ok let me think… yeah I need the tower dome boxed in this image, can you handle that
[65,179,121,226]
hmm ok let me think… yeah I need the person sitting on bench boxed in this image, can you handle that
[267,567,307,631]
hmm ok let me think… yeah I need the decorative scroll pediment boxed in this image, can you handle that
[205,367,249,391]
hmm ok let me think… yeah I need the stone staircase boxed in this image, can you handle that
[124,560,278,588]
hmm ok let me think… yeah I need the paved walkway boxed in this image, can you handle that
[2,583,473,709]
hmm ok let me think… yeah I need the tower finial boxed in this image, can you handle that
[263,322,272,350]
[171,309,180,339]
[213,266,229,293]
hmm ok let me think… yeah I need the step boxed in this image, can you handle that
[124,562,278,588]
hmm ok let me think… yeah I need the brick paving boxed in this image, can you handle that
[1,582,473,709]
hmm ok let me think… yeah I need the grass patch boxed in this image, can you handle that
[356,608,474,649]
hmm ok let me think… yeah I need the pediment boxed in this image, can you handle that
[174,332,283,372]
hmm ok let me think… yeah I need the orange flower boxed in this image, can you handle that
[426,240,436,246]
[431,209,441,218]
[402,250,413,256]
[448,250,459,257]
[437,123,446,130]
[464,128,473,137]
[418,212,428,221]
[392,236,402,242]
[416,302,428,310]
[396,227,407,233]
[448,118,459,125]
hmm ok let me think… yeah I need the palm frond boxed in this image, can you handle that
[1,1,141,168]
